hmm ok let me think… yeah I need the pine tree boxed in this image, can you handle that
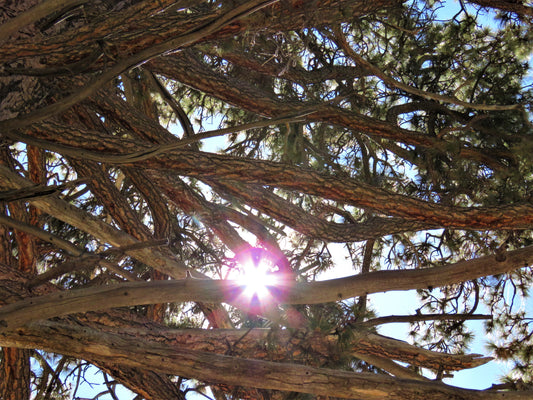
[0,1,532,399]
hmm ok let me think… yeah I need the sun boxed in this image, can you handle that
[232,247,281,305]
[237,258,278,299]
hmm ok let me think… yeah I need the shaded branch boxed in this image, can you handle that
[468,0,533,18]
[0,0,88,42]
[0,0,280,131]
[359,313,492,327]
[0,213,83,257]
[0,164,193,279]
[0,320,526,400]
[0,179,86,202]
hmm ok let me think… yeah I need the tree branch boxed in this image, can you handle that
[331,27,521,112]
[0,213,83,257]
[359,313,492,327]
[1,320,528,400]
[0,0,279,131]
[4,130,532,230]
[0,164,193,279]
[0,0,87,42]
[0,245,531,332]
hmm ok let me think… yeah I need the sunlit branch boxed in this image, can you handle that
[0,259,496,373]
[0,245,531,332]
[3,133,532,230]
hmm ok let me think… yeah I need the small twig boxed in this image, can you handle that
[26,255,100,289]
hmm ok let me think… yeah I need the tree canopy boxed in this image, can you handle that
[0,0,532,399]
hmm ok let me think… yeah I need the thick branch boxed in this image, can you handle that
[206,179,436,241]
[0,0,399,67]
[0,320,528,400]
[0,245,531,332]
[80,323,490,372]
[140,152,533,230]
[0,261,497,374]
[5,130,533,230]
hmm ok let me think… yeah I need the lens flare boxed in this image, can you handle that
[237,258,278,299]
[232,247,281,309]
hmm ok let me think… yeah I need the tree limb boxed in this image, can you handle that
[0,245,531,332]
[0,320,528,400]
[0,0,88,42]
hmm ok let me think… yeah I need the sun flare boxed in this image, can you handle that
[231,248,281,305]
[237,259,278,299]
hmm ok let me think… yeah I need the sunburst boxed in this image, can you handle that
[232,248,280,308]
